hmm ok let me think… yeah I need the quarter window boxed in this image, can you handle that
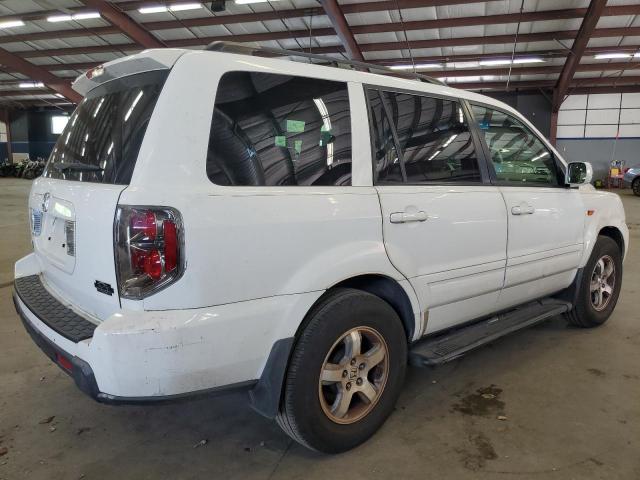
[471,105,560,185]
[367,89,482,184]
[207,72,351,186]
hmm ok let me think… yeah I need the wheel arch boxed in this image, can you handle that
[249,274,420,419]
[599,226,625,257]
[327,274,418,340]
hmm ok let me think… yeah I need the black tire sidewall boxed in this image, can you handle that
[284,289,407,453]
[576,236,623,326]
[633,178,640,196]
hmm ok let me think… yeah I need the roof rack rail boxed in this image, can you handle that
[204,41,446,87]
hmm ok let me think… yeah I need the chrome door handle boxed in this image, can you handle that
[390,211,428,224]
[511,204,534,215]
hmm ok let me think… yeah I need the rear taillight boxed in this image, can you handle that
[115,206,184,299]
[623,167,630,174]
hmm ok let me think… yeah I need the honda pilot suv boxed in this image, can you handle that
[13,44,628,453]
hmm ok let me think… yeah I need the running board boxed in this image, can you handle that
[409,298,571,367]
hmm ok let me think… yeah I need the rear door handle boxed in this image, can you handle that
[511,204,535,215]
[390,211,428,223]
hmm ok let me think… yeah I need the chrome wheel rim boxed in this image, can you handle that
[318,326,389,425]
[590,255,616,311]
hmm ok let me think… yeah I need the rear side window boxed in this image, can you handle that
[367,89,482,185]
[207,72,351,186]
[44,71,167,184]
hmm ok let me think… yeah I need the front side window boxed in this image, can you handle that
[367,89,482,185]
[471,105,560,186]
[207,72,351,186]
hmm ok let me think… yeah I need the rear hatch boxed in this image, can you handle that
[29,65,172,321]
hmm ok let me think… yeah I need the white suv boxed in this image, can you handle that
[13,44,628,453]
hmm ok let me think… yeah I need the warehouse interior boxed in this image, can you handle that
[0,0,639,478]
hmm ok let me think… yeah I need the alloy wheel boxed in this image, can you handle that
[318,326,389,424]
[590,255,616,311]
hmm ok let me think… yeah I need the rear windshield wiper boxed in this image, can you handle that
[52,163,104,172]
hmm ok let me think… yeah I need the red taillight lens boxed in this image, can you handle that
[144,249,163,280]
[115,207,183,299]
[623,167,630,173]
[130,210,156,241]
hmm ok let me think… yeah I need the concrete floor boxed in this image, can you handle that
[0,177,638,480]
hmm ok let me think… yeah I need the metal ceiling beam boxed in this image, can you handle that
[4,60,638,85]
[454,75,640,91]
[374,45,640,66]
[319,0,364,61]
[553,0,608,112]
[3,4,638,46]
[143,4,640,35]
[0,48,81,103]
[80,0,165,48]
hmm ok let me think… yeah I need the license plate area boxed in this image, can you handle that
[34,196,77,275]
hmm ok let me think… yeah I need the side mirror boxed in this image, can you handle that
[565,161,593,186]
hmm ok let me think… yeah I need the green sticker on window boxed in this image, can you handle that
[286,119,305,133]
[294,140,303,154]
[275,135,286,147]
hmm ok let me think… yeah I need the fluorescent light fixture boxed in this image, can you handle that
[594,53,632,59]
[445,75,494,83]
[235,0,281,4]
[138,5,169,13]
[389,63,442,70]
[0,20,25,28]
[73,12,101,20]
[445,61,480,69]
[139,3,204,13]
[169,2,203,11]
[47,12,101,22]
[47,15,73,22]
[479,57,544,66]
[19,82,44,88]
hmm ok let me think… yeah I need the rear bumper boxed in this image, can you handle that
[13,287,255,404]
[12,259,319,401]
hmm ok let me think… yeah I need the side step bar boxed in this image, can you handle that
[409,298,572,367]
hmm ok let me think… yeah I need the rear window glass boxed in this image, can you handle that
[206,71,352,186]
[44,71,167,185]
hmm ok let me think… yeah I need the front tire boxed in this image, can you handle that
[632,177,640,197]
[565,235,622,328]
[276,288,407,453]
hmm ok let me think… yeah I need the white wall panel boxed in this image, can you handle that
[586,108,620,125]
[619,108,640,124]
[557,125,584,138]
[618,124,640,137]
[558,109,586,125]
[587,93,621,109]
[585,125,619,137]
[560,94,588,110]
[622,92,640,108]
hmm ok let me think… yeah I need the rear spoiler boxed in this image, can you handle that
[72,49,188,96]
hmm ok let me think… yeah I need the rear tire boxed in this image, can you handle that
[276,288,407,453]
[565,235,622,328]
[632,177,640,197]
